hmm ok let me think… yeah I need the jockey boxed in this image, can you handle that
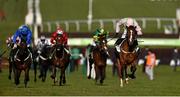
[115,17,143,53]
[49,26,70,58]
[12,25,33,56]
[36,35,49,54]
[90,28,110,57]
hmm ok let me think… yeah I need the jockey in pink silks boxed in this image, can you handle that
[114,17,143,53]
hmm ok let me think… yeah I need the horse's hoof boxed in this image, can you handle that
[8,76,11,80]
[100,80,104,84]
[128,74,136,79]
[38,75,42,78]
[50,75,55,79]
[125,78,129,84]
[63,80,66,84]
[42,79,45,82]
[87,76,91,79]
[59,82,62,86]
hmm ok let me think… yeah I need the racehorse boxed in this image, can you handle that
[88,34,108,84]
[50,43,70,86]
[116,26,138,87]
[38,44,51,82]
[12,39,32,87]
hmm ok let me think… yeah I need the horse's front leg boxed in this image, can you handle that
[15,70,21,86]
[88,57,93,79]
[95,65,100,84]
[59,67,66,86]
[117,59,123,87]
[124,65,129,84]
[130,65,137,79]
[8,61,12,80]
[51,65,56,79]
[24,68,30,88]
[100,65,106,84]
[33,60,37,82]
[42,65,48,82]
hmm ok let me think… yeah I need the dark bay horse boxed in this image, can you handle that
[13,40,32,87]
[116,26,138,87]
[50,43,70,86]
[88,35,108,84]
[38,44,51,82]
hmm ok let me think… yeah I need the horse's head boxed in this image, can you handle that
[126,26,137,46]
[18,39,28,55]
[40,44,51,57]
[15,40,31,64]
[97,34,108,52]
[54,43,64,58]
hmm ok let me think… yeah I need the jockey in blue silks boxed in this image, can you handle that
[12,25,33,58]
[13,25,32,48]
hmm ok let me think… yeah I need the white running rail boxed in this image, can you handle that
[40,17,177,32]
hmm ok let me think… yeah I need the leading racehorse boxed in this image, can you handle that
[50,43,70,86]
[12,39,32,87]
[88,34,108,84]
[116,26,139,87]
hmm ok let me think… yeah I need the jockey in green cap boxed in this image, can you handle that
[89,28,110,58]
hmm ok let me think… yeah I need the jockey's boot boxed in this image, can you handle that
[89,52,93,59]
[49,47,55,59]
[136,47,141,55]
[114,38,124,53]
[105,51,110,58]
[114,48,120,58]
[115,45,120,53]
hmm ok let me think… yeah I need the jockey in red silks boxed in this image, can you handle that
[49,26,70,58]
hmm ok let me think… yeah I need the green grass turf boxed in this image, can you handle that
[0,65,180,96]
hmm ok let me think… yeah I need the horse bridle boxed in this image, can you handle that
[14,49,32,62]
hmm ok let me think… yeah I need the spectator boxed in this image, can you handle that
[172,47,179,72]
[145,49,156,80]
[70,47,81,72]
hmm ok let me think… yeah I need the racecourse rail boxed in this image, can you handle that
[39,17,178,32]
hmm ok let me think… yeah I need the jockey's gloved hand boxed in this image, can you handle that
[27,44,30,47]
[37,50,41,54]
[13,44,17,49]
